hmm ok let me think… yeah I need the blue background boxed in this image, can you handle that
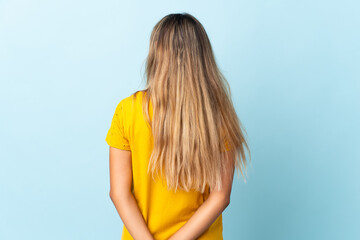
[0,1,359,239]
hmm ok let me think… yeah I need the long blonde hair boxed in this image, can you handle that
[135,13,251,193]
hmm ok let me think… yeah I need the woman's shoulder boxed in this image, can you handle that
[119,90,145,111]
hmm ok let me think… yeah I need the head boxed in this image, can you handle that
[137,12,251,193]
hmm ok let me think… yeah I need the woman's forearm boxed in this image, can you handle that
[110,193,154,240]
[168,194,230,240]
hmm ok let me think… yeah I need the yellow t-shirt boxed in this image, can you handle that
[105,90,226,240]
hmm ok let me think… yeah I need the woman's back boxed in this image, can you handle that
[106,12,250,240]
[106,90,224,240]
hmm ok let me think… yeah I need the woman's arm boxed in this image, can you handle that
[168,150,235,240]
[108,146,154,240]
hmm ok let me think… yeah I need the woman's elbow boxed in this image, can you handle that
[225,196,231,206]
[109,189,133,201]
[223,195,230,208]
[109,191,117,202]
[109,190,126,201]
[210,192,231,209]
[109,191,115,200]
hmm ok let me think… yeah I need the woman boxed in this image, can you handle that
[105,12,251,240]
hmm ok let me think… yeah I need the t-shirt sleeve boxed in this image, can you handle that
[105,100,131,151]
